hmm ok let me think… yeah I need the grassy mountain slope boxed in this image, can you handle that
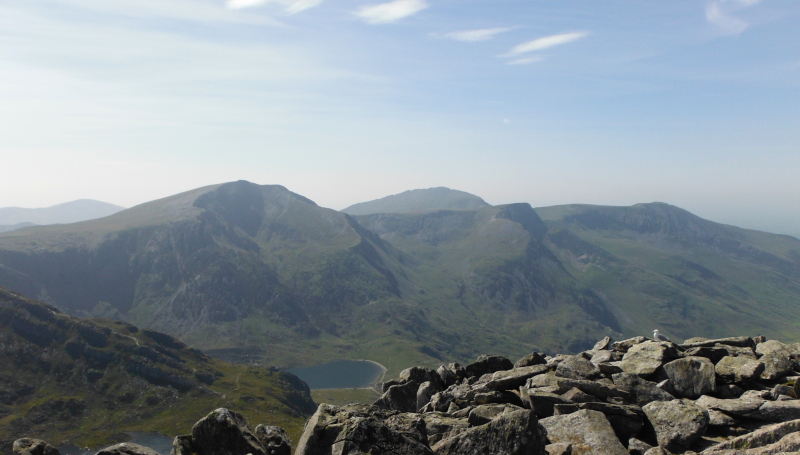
[0,286,315,453]
[0,200,124,225]
[342,187,490,215]
[537,202,800,342]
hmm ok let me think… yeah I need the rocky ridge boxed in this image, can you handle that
[16,334,800,455]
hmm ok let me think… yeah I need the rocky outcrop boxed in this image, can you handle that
[96,443,161,455]
[12,438,60,455]
[294,404,433,455]
[172,408,287,455]
[17,334,800,455]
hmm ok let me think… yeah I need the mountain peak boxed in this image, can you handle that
[342,187,490,215]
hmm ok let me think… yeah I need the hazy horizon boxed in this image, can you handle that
[2,1,798,238]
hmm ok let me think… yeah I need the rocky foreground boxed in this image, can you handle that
[15,334,800,455]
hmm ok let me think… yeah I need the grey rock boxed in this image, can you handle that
[683,346,731,364]
[561,387,602,403]
[254,424,291,455]
[751,400,800,421]
[519,388,570,418]
[656,379,677,396]
[400,366,442,390]
[702,418,800,452]
[716,384,744,399]
[756,339,793,357]
[680,336,756,350]
[714,356,765,384]
[12,438,60,455]
[96,443,161,455]
[485,364,550,391]
[295,403,433,455]
[612,373,675,406]
[707,409,737,427]
[695,395,765,418]
[545,442,573,455]
[540,409,628,455]
[466,403,522,426]
[417,381,438,412]
[374,380,420,413]
[740,389,772,400]
[662,356,716,399]
[553,403,580,415]
[611,336,648,353]
[627,438,653,455]
[577,402,645,442]
[382,378,405,393]
[772,384,796,399]
[529,373,632,402]
[642,448,670,455]
[760,352,798,381]
[420,413,469,446]
[618,342,681,378]
[464,355,514,378]
[589,350,619,366]
[436,363,463,388]
[431,409,547,455]
[515,352,548,368]
[555,356,602,381]
[703,431,800,454]
[642,399,708,453]
[593,336,612,351]
[173,408,267,455]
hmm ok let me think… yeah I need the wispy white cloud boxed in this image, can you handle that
[507,55,546,65]
[355,0,428,24]
[227,0,323,14]
[503,31,589,57]
[444,27,513,42]
[705,0,761,35]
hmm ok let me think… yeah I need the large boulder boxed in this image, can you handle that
[515,352,547,368]
[464,355,514,378]
[436,363,463,388]
[642,399,708,453]
[374,380,421,413]
[611,336,648,353]
[555,356,602,381]
[577,402,645,442]
[417,381,438,412]
[680,336,756,350]
[12,439,60,455]
[759,352,797,381]
[611,373,675,406]
[171,408,268,455]
[399,367,442,390]
[96,443,161,455]
[540,409,627,455]
[295,404,433,455]
[420,413,469,446]
[702,418,800,453]
[254,424,291,455]
[618,342,680,378]
[431,409,547,455]
[714,356,765,384]
[485,364,550,391]
[695,395,765,419]
[662,356,716,398]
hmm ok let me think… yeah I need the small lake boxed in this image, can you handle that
[59,432,174,455]
[288,359,385,389]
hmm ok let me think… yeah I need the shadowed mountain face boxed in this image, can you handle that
[0,199,124,226]
[0,183,798,372]
[0,286,315,453]
[342,187,491,215]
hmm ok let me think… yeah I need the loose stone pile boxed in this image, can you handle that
[13,335,800,455]
[296,335,800,455]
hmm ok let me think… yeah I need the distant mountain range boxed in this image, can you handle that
[0,199,124,233]
[0,182,797,373]
[342,187,491,215]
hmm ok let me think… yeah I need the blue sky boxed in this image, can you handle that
[1,0,799,236]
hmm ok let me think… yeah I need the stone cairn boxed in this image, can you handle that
[15,335,800,455]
